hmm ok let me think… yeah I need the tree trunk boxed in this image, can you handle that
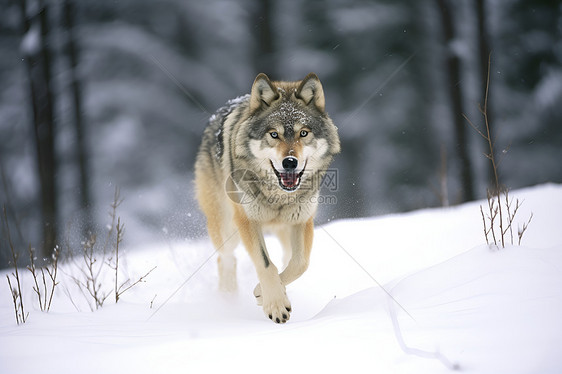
[253,0,276,77]
[435,0,475,202]
[18,0,58,258]
[63,0,93,236]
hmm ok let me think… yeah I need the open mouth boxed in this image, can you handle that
[270,161,306,192]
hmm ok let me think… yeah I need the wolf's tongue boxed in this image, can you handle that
[280,172,298,188]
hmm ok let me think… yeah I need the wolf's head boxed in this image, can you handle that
[238,73,340,193]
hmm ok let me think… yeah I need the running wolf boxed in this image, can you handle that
[195,73,340,323]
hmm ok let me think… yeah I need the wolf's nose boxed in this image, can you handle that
[282,156,298,171]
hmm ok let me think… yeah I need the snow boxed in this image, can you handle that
[208,93,250,123]
[20,25,40,56]
[2,183,562,373]
[535,70,562,109]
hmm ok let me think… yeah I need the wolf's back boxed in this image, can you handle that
[197,94,250,166]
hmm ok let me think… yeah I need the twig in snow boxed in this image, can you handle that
[3,205,27,324]
[116,266,157,302]
[27,244,59,312]
[518,213,533,246]
[465,54,533,248]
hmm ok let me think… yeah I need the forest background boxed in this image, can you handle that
[0,0,560,265]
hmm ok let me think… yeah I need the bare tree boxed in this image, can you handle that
[435,0,475,202]
[252,0,276,77]
[18,0,58,258]
[63,0,93,236]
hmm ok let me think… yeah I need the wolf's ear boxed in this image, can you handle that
[295,73,325,112]
[250,73,280,112]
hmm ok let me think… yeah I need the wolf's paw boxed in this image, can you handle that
[253,284,263,306]
[264,296,292,324]
[254,283,292,323]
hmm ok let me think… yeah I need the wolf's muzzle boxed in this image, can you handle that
[271,158,305,192]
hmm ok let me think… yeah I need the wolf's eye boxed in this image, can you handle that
[270,131,278,139]
[300,130,309,137]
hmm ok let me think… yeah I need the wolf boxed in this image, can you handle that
[195,73,340,323]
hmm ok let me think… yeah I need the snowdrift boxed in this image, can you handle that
[2,184,562,373]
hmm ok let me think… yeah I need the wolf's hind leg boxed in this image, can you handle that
[202,193,239,292]
[216,222,239,293]
[197,167,239,292]
[208,218,239,293]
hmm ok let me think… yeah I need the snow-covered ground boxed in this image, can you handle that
[2,184,562,373]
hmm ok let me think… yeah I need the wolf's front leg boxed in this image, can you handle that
[279,218,314,286]
[234,206,292,323]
